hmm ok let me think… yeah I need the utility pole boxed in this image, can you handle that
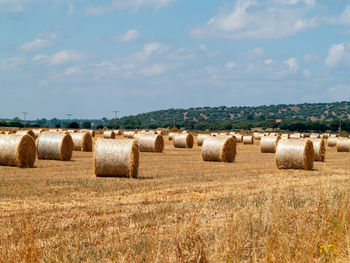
[113,111,119,129]
[245,111,248,131]
[22,112,27,122]
[66,114,72,128]
[173,110,176,128]
[339,115,342,136]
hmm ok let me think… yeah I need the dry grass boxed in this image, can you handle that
[0,135,350,262]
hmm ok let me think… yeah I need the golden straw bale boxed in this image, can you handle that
[124,131,136,138]
[310,138,326,162]
[103,130,115,139]
[174,133,194,148]
[67,129,77,133]
[168,132,177,141]
[337,139,350,152]
[229,132,236,135]
[0,131,5,134]
[269,133,277,136]
[182,131,188,134]
[197,134,210,146]
[16,130,35,139]
[219,132,228,136]
[276,139,314,170]
[260,136,280,153]
[328,138,338,147]
[290,133,301,139]
[253,133,263,140]
[243,135,254,144]
[135,134,164,152]
[322,134,329,139]
[114,130,122,135]
[235,134,243,143]
[33,129,44,138]
[330,134,337,138]
[82,129,95,137]
[93,139,139,178]
[310,134,320,139]
[210,133,218,137]
[202,136,236,162]
[71,132,92,152]
[0,134,36,168]
[281,134,290,139]
[37,132,73,161]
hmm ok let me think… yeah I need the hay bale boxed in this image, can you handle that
[235,134,243,143]
[135,134,164,152]
[71,132,92,152]
[328,138,338,147]
[182,131,188,134]
[330,134,337,138]
[33,129,44,138]
[124,131,136,138]
[0,131,5,135]
[67,129,77,133]
[243,135,254,144]
[114,130,122,136]
[219,132,228,136]
[260,136,280,153]
[281,134,290,139]
[276,139,314,170]
[210,133,218,137]
[310,134,320,139]
[269,133,277,136]
[16,130,35,139]
[290,133,301,139]
[202,136,236,162]
[93,139,139,178]
[253,133,263,140]
[103,130,115,139]
[197,134,210,146]
[322,134,329,139]
[174,133,194,148]
[0,134,36,168]
[337,139,350,152]
[37,132,73,161]
[82,129,95,137]
[168,132,177,141]
[310,138,326,162]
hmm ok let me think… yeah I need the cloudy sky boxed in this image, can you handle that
[1,0,350,119]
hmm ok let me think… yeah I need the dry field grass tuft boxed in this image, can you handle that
[0,135,350,262]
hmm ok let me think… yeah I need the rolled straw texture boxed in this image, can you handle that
[260,136,280,153]
[33,129,44,138]
[290,134,301,139]
[235,134,243,143]
[37,132,73,161]
[168,132,177,141]
[135,134,164,152]
[202,136,236,162]
[276,139,314,170]
[0,134,36,168]
[310,138,326,162]
[114,130,122,135]
[71,132,92,152]
[197,134,210,146]
[93,138,139,178]
[328,138,338,147]
[337,139,350,152]
[174,133,194,148]
[16,130,35,139]
[103,130,115,139]
[243,135,254,144]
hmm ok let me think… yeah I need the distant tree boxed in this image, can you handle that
[82,121,91,129]
[96,125,104,129]
[56,124,61,128]
[69,122,79,129]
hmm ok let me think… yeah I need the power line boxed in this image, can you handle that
[113,111,119,129]
[66,114,72,128]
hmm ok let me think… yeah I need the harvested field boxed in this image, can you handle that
[0,135,350,262]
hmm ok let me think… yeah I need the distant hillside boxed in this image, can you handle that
[124,101,350,125]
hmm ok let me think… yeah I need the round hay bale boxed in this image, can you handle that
[260,136,280,153]
[322,134,329,139]
[310,134,320,139]
[103,130,115,139]
[33,129,44,138]
[219,132,228,136]
[71,132,92,152]
[174,133,194,148]
[281,134,290,139]
[0,131,5,135]
[168,132,177,141]
[310,138,326,162]
[124,131,135,138]
[202,136,236,163]
[253,133,263,140]
[16,130,35,139]
[337,139,350,152]
[82,129,95,137]
[328,138,338,147]
[210,133,218,137]
[37,132,73,161]
[93,139,139,178]
[235,134,243,143]
[243,135,254,145]
[276,139,314,170]
[290,133,301,139]
[269,133,277,136]
[330,134,337,138]
[197,134,210,146]
[114,130,122,136]
[135,134,164,152]
[67,129,77,133]
[0,134,36,168]
[182,131,188,134]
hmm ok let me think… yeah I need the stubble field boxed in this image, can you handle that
[0,135,350,262]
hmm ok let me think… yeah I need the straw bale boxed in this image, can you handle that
[281,134,290,139]
[103,130,115,139]
[276,139,314,170]
[253,133,263,140]
[310,134,320,139]
[174,133,194,148]
[202,136,236,162]
[197,134,210,146]
[168,132,177,141]
[243,135,254,144]
[210,133,218,137]
[260,136,280,153]
[337,139,350,152]
[310,138,326,162]
[135,134,164,152]
[330,134,337,138]
[124,131,136,138]
[328,138,338,147]
[33,129,44,138]
[71,132,92,152]
[114,130,122,135]
[37,132,73,161]
[16,130,35,139]
[182,131,188,134]
[269,133,277,136]
[322,134,329,139]
[82,129,95,137]
[219,132,228,136]
[67,129,77,133]
[93,139,139,178]
[290,133,301,139]
[0,131,5,134]
[0,134,36,168]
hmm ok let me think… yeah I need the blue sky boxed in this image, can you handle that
[1,0,350,119]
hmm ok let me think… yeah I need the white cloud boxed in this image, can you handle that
[339,5,350,25]
[67,2,75,15]
[199,44,207,51]
[189,0,318,40]
[325,42,350,68]
[50,50,83,65]
[303,53,319,64]
[32,54,48,62]
[0,55,26,69]
[140,63,167,76]
[117,29,140,43]
[19,35,56,51]
[303,69,311,77]
[327,85,350,100]
[264,59,274,64]
[85,0,173,15]
[274,0,316,6]
[0,0,27,13]
[284,57,298,73]
[225,61,237,70]
[143,42,161,55]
